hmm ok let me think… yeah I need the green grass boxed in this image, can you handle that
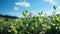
[0,6,60,34]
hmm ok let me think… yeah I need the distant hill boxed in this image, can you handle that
[56,14,60,16]
[0,14,60,19]
[0,14,19,18]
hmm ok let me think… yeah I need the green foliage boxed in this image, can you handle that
[0,6,60,34]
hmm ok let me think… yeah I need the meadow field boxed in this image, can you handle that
[0,6,60,34]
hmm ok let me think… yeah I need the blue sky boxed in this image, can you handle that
[0,0,60,17]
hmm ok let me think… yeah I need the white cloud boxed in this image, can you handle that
[14,6,19,11]
[42,9,53,16]
[56,6,60,14]
[43,6,60,15]
[44,0,55,5]
[15,1,31,7]
[57,6,60,9]
[56,12,60,14]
